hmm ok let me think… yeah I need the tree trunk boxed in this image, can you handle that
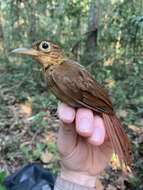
[28,0,36,42]
[0,2,3,40]
[87,0,99,50]
[83,0,100,65]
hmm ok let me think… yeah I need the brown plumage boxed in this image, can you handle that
[12,40,132,168]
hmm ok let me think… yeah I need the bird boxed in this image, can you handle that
[12,40,132,168]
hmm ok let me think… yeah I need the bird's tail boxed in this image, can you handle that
[102,113,131,169]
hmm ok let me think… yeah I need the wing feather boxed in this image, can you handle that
[46,60,114,114]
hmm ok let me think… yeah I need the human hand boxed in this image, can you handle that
[56,103,113,188]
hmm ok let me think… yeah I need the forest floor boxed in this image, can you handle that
[0,57,143,190]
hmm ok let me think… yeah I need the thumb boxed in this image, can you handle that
[57,103,77,156]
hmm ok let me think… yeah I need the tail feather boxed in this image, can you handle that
[102,113,131,168]
[111,115,131,164]
[103,113,123,159]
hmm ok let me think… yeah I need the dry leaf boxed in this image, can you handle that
[128,125,140,133]
[41,151,53,163]
[117,110,128,118]
[42,131,56,144]
[110,154,121,170]
[105,78,115,88]
[19,102,32,116]
[104,58,114,66]
[95,178,104,190]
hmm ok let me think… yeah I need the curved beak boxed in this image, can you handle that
[11,48,38,56]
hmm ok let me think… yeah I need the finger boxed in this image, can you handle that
[57,102,76,124]
[57,122,77,156]
[76,108,94,137]
[57,103,77,155]
[88,115,105,145]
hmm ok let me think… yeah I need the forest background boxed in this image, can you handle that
[0,0,143,189]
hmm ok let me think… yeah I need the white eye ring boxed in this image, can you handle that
[39,41,51,52]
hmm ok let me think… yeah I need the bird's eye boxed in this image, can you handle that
[39,41,50,52]
[42,42,49,49]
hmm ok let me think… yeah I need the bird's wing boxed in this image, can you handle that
[48,60,114,114]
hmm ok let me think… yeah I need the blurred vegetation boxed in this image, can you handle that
[0,171,6,190]
[0,0,143,189]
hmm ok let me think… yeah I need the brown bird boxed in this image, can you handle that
[12,40,131,168]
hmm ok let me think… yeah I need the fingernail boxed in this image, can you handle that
[58,103,75,123]
[76,117,93,136]
[80,118,91,131]
[90,128,103,144]
[88,116,105,145]
[76,109,94,136]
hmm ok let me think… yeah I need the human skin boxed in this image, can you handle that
[56,103,113,186]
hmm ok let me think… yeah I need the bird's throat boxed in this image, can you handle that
[35,54,65,70]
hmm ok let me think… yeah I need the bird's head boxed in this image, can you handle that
[11,40,65,68]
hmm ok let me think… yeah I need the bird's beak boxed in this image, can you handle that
[11,48,38,56]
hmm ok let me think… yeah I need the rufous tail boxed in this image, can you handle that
[102,113,131,168]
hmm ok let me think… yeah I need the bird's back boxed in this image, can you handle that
[45,59,114,114]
